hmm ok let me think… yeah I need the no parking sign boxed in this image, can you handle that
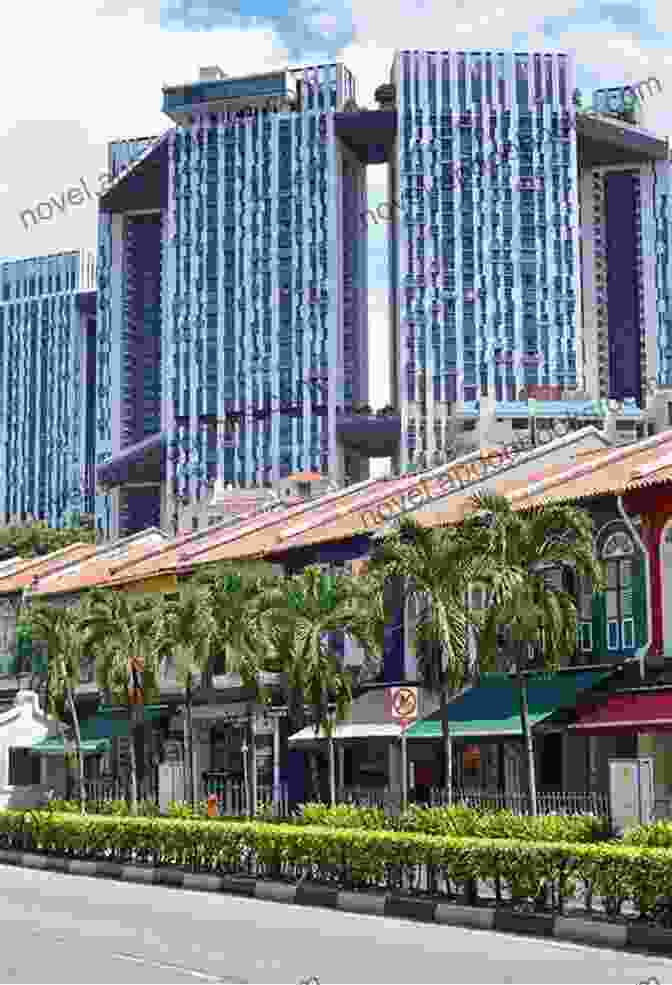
[386,686,417,730]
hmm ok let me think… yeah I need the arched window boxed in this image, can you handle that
[602,531,635,650]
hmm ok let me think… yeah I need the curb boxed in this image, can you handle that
[0,848,670,956]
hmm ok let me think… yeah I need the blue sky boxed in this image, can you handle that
[2,0,671,419]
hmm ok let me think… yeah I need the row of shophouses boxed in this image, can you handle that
[1,422,672,817]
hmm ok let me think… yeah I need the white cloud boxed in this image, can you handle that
[3,2,672,264]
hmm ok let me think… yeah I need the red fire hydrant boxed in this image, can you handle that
[207,794,218,818]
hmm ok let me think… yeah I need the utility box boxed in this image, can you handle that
[608,757,654,833]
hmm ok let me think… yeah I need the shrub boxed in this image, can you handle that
[294,803,389,830]
[292,803,610,843]
[47,798,160,818]
[1,809,671,921]
[623,820,672,849]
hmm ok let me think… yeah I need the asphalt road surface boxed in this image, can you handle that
[0,864,671,983]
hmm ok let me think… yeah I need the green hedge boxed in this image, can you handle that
[1,808,670,921]
[46,799,611,843]
[623,820,672,848]
[48,799,162,818]
[293,803,611,843]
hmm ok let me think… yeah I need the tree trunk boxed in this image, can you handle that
[518,659,537,817]
[128,705,139,816]
[440,688,453,806]
[328,735,336,806]
[185,684,195,807]
[65,682,86,814]
[250,707,257,817]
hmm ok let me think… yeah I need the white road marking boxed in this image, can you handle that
[111,951,247,983]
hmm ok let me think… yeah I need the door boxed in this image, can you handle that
[540,732,563,790]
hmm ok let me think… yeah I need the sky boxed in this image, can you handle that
[2,0,672,420]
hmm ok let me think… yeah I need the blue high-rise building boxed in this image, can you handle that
[385,50,672,467]
[91,53,672,538]
[2,53,664,540]
[95,65,373,540]
[0,250,97,527]
[388,50,582,469]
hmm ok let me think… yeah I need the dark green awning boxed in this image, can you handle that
[405,670,613,740]
[31,705,169,756]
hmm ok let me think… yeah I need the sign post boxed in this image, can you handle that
[387,687,418,811]
[400,721,409,810]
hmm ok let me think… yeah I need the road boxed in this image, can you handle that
[0,864,670,983]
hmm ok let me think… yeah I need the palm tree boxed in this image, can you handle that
[368,517,522,805]
[153,584,218,807]
[192,563,280,816]
[462,491,607,814]
[258,566,384,805]
[79,590,163,815]
[24,604,87,811]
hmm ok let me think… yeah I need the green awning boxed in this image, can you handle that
[31,705,169,756]
[405,670,613,740]
[32,736,110,756]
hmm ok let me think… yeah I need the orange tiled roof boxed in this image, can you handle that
[508,430,672,511]
[103,510,290,586]
[287,471,323,482]
[105,479,390,586]
[0,543,97,594]
[267,434,672,550]
[102,431,672,587]
[29,541,165,597]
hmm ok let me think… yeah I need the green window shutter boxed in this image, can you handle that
[31,643,48,676]
[631,554,647,650]
[0,652,17,675]
[592,589,607,658]
[16,635,32,671]
[621,559,633,617]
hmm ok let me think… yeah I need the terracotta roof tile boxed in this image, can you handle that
[105,480,389,586]
[287,471,323,482]
[30,541,163,597]
[102,430,648,585]
[0,543,97,594]
[509,431,672,510]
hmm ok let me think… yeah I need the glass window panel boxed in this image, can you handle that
[606,589,618,619]
[622,618,635,648]
[607,620,620,649]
